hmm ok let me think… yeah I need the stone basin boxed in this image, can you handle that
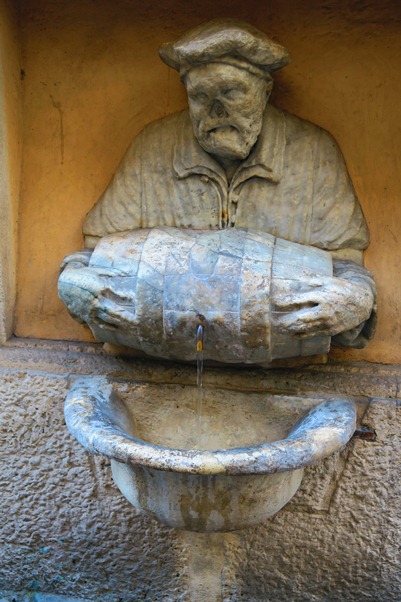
[64,376,356,531]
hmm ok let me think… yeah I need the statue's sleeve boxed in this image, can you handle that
[83,131,144,248]
[309,129,369,252]
[307,129,376,346]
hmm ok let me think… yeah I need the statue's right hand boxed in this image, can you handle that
[59,249,93,274]
[272,274,374,338]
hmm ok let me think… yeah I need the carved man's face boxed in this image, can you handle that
[185,63,271,161]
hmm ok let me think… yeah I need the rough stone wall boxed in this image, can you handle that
[0,362,184,600]
[1,341,400,601]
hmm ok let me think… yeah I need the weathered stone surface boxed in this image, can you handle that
[0,366,184,600]
[0,342,400,600]
[34,594,85,602]
[222,398,401,602]
[59,228,336,363]
[64,376,357,531]
[0,594,89,602]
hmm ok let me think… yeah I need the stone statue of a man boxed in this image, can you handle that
[64,19,376,351]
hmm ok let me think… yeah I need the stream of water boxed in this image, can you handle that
[196,323,204,448]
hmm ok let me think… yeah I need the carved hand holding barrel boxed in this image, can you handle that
[58,227,373,364]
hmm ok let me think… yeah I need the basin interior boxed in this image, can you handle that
[112,382,325,451]
[65,378,359,530]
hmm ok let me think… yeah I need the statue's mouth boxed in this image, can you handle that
[207,125,238,134]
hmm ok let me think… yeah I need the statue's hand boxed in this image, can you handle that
[273,275,374,338]
[89,296,137,332]
[58,261,137,331]
[59,249,93,274]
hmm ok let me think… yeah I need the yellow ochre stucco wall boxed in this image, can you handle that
[14,0,401,365]
[0,0,22,341]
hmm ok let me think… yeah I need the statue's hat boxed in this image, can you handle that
[159,19,290,77]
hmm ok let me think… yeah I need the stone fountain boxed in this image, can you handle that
[58,19,376,533]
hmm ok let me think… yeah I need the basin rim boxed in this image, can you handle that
[64,376,357,476]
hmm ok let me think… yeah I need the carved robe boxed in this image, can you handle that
[84,104,369,254]
[83,104,375,347]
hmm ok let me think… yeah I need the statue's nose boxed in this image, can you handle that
[210,99,228,119]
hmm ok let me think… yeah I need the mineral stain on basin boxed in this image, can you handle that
[65,377,356,531]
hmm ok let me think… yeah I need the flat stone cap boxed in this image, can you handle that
[159,19,291,75]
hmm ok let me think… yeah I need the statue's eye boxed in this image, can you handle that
[222,88,237,98]
[189,92,208,103]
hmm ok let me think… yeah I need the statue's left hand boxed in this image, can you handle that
[273,275,374,338]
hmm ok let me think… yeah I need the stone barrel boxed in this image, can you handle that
[58,227,333,364]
